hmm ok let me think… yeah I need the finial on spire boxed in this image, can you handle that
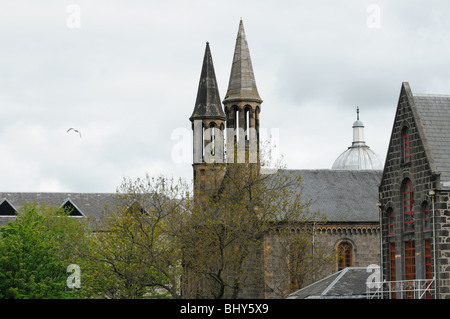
[356,106,360,120]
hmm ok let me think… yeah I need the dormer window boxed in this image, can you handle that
[0,199,17,216]
[61,199,83,216]
[126,201,148,216]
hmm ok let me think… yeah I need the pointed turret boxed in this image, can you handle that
[190,42,226,121]
[223,20,262,104]
[190,42,226,198]
[224,20,262,165]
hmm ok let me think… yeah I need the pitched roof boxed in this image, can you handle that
[190,42,226,121]
[277,169,382,222]
[286,267,377,299]
[0,192,118,226]
[223,20,262,104]
[412,92,450,187]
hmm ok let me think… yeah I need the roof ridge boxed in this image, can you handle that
[413,93,450,98]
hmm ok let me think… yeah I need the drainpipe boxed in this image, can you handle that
[312,222,316,282]
[376,201,383,285]
[429,189,437,299]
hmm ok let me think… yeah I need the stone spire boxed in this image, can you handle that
[190,42,226,121]
[190,42,226,197]
[223,20,262,166]
[223,20,262,104]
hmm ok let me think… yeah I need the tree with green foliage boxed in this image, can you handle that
[0,203,91,299]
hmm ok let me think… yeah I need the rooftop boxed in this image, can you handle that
[223,20,262,104]
[412,91,450,187]
[286,267,378,299]
[0,192,118,227]
[190,42,226,121]
[276,169,382,222]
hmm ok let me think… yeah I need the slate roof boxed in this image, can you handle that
[0,192,118,226]
[276,169,382,222]
[286,267,377,299]
[412,92,450,187]
[223,20,262,104]
[1,169,382,226]
[190,42,226,121]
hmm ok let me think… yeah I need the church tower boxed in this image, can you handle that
[223,20,263,165]
[190,42,226,197]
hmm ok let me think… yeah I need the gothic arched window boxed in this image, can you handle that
[210,122,216,156]
[244,105,251,141]
[387,207,395,234]
[422,202,432,230]
[402,179,414,233]
[337,241,353,271]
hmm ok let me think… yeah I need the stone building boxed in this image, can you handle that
[0,20,385,299]
[377,82,450,299]
[187,20,382,298]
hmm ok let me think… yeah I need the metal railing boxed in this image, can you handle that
[367,277,435,299]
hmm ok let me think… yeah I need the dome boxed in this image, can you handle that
[332,145,382,170]
[332,107,383,170]
[353,120,364,127]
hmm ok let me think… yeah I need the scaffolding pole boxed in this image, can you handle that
[367,278,435,299]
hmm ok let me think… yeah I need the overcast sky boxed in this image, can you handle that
[1,0,450,193]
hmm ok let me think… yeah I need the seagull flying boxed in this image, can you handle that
[67,128,82,138]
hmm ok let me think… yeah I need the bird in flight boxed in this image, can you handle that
[67,128,81,138]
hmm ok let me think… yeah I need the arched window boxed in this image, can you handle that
[210,122,216,156]
[244,106,251,141]
[387,207,395,234]
[402,126,411,163]
[202,122,206,161]
[422,202,432,230]
[402,179,414,232]
[337,241,353,271]
[232,105,239,146]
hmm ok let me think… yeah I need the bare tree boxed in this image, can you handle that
[181,159,333,298]
[83,175,190,299]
